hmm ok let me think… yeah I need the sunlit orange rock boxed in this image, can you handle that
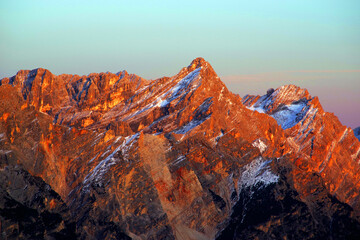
[1,58,360,239]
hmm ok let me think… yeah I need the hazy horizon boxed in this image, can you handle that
[1,0,359,128]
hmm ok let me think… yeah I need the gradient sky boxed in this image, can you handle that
[1,0,359,127]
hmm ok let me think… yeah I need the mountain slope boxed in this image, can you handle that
[1,58,360,239]
[243,85,360,210]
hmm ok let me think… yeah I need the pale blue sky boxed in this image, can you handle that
[1,0,359,127]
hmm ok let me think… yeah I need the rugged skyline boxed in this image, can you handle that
[1,58,360,239]
[1,0,359,128]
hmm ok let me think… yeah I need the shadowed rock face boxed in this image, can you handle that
[216,158,360,240]
[0,166,78,239]
[1,58,360,239]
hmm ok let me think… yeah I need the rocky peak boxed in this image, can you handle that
[188,57,208,69]
[177,58,218,82]
[242,84,360,212]
[243,84,314,115]
[275,84,310,99]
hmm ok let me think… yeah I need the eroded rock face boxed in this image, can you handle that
[216,158,360,240]
[1,58,360,239]
[243,85,360,211]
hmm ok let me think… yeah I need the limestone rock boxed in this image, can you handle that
[1,58,360,239]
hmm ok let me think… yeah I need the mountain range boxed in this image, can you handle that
[1,58,360,239]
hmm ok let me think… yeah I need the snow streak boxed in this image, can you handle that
[239,157,278,191]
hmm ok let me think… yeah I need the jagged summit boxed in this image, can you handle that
[188,57,208,68]
[242,84,325,119]
[0,58,231,134]
[5,57,210,85]
[275,84,310,96]
[176,57,219,81]
[1,57,221,92]
[190,57,217,73]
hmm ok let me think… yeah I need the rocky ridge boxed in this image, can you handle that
[243,85,360,210]
[1,58,360,239]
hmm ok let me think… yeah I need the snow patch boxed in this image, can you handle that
[173,116,210,134]
[247,105,265,114]
[252,139,267,153]
[100,149,111,158]
[173,97,212,134]
[247,93,274,113]
[158,67,201,108]
[120,133,140,160]
[339,128,349,143]
[171,155,186,166]
[82,133,140,191]
[352,146,360,162]
[239,157,278,191]
[245,90,312,130]
[82,148,119,189]
[88,153,99,164]
[218,87,225,101]
[123,67,201,120]
[319,141,335,173]
[270,101,309,129]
